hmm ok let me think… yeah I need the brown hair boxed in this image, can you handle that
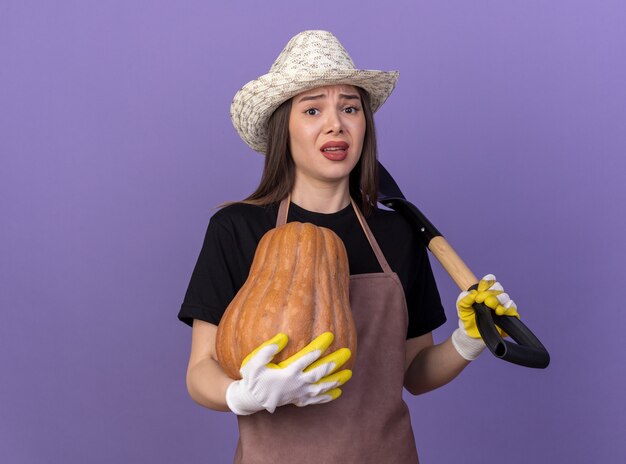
[238,87,379,215]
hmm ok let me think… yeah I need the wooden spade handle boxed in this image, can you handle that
[428,236,478,291]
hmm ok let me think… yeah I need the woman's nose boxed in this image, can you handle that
[324,110,343,134]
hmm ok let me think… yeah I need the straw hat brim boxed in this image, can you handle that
[230,68,399,153]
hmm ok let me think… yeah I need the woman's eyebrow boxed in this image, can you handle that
[297,93,360,103]
[297,94,324,103]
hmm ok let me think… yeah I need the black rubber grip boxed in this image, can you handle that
[470,284,550,369]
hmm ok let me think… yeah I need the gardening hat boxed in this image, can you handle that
[230,30,400,153]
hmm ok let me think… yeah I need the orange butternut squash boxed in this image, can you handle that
[216,222,357,380]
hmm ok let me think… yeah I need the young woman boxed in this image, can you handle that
[178,30,519,463]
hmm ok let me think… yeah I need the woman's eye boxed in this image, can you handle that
[344,106,360,114]
[305,108,319,116]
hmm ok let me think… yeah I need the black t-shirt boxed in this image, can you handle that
[178,201,446,339]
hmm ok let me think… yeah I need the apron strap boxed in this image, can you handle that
[276,196,393,274]
[350,198,393,274]
[276,193,291,227]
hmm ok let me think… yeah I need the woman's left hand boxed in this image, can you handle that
[452,274,520,361]
[225,332,352,415]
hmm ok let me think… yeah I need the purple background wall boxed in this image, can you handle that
[1,1,625,463]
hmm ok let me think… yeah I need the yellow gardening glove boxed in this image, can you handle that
[452,274,520,360]
[226,332,352,415]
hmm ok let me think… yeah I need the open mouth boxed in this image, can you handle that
[320,142,349,160]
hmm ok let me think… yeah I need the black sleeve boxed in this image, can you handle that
[177,218,241,327]
[405,244,447,338]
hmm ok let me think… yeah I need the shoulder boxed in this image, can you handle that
[203,202,279,253]
[209,202,278,229]
[366,206,415,238]
[366,206,427,264]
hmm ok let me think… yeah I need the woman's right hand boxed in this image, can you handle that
[225,332,352,415]
[453,274,520,361]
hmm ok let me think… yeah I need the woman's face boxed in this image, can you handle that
[288,84,365,187]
